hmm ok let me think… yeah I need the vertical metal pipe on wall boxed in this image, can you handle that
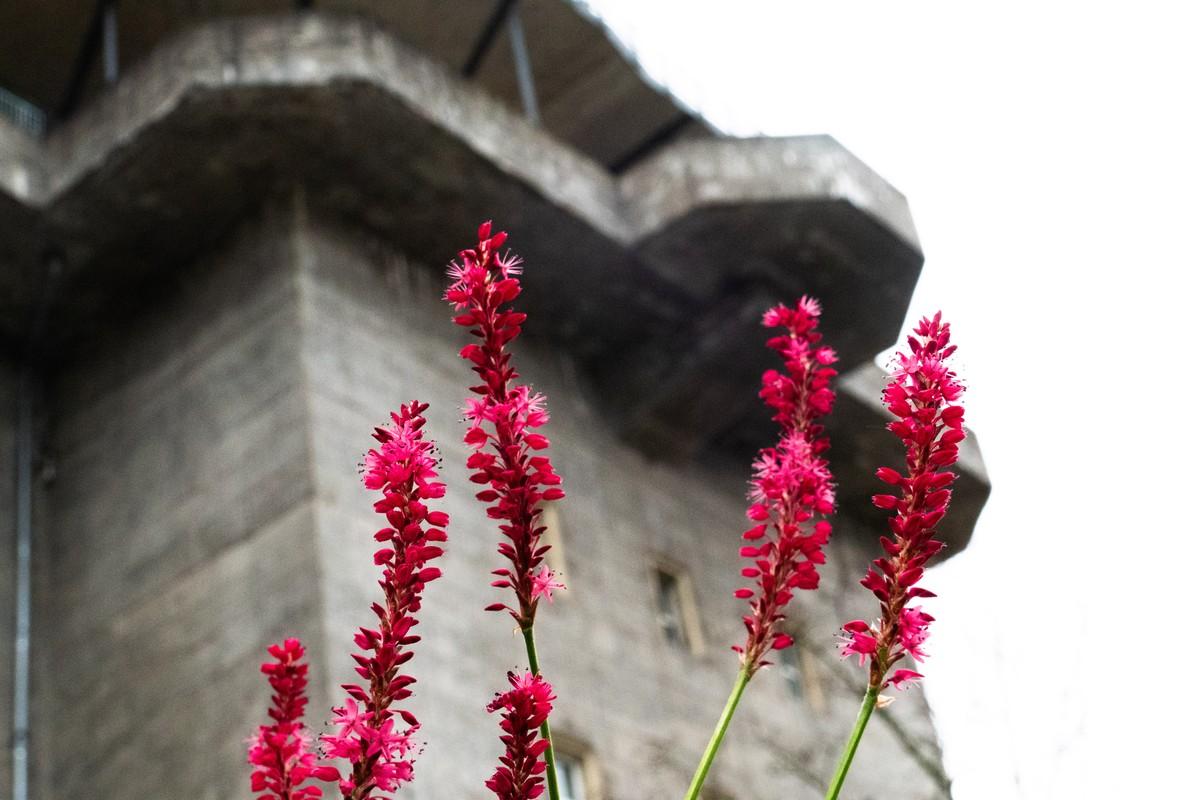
[462,0,541,124]
[507,3,541,124]
[11,368,33,800]
[101,2,120,85]
[11,251,60,800]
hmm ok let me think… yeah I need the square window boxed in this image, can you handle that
[655,568,686,647]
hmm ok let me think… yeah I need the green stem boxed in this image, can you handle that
[521,625,560,800]
[824,685,880,800]
[684,666,752,800]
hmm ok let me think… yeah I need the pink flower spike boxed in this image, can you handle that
[736,297,839,675]
[445,225,565,630]
[485,672,556,800]
[842,313,965,695]
[318,400,448,797]
[247,639,336,800]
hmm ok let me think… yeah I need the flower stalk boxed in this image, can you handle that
[521,626,560,800]
[320,401,449,799]
[686,298,839,800]
[446,222,566,800]
[823,686,879,800]
[485,671,557,799]
[825,312,965,798]
[684,666,751,800]
[247,638,338,800]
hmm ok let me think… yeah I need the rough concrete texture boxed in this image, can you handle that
[32,215,331,799]
[0,15,921,441]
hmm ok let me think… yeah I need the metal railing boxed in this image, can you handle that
[0,86,47,137]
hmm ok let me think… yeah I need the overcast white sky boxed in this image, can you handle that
[582,1,1197,796]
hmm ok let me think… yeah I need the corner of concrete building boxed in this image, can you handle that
[28,207,337,799]
[285,208,515,798]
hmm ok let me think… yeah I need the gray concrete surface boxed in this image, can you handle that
[32,215,330,799]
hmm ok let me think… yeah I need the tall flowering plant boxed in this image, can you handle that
[685,298,838,800]
[445,222,566,800]
[485,671,557,800]
[319,401,450,799]
[823,312,965,799]
[247,639,338,799]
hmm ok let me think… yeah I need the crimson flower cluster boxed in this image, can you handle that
[485,671,557,800]
[320,401,449,798]
[732,298,838,675]
[247,639,337,799]
[445,222,565,629]
[841,312,965,690]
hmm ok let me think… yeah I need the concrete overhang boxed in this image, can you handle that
[0,1,714,170]
[0,13,974,549]
[603,137,922,453]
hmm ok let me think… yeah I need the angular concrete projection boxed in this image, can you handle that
[609,137,923,454]
[0,15,918,376]
[0,10,985,800]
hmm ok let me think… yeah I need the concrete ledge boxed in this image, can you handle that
[0,13,952,518]
[621,135,919,252]
[39,14,628,239]
[0,13,920,337]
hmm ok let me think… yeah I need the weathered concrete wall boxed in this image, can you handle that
[32,213,330,800]
[295,214,948,799]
